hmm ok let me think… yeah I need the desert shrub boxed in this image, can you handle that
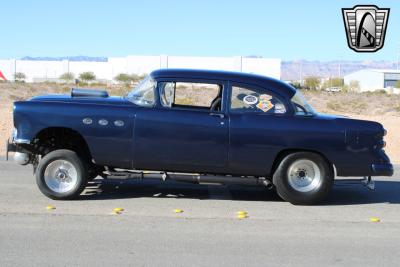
[114,73,133,84]
[59,72,75,83]
[322,77,344,89]
[79,72,96,83]
[304,76,321,90]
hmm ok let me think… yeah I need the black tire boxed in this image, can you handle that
[273,152,333,205]
[36,149,88,200]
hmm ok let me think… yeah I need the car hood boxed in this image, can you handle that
[313,113,347,120]
[315,113,384,133]
[29,94,132,106]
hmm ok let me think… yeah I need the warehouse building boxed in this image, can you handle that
[0,55,281,83]
[344,69,400,92]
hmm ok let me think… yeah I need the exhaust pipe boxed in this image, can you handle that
[261,179,274,190]
[167,173,260,185]
[105,171,274,188]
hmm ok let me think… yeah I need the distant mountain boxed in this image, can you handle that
[281,60,398,80]
[21,56,108,62]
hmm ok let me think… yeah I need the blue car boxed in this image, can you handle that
[6,69,393,205]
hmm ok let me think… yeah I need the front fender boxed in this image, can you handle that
[13,100,135,168]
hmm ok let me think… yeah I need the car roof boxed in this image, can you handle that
[150,69,296,98]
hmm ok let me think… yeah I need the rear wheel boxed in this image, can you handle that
[273,152,333,205]
[36,149,88,200]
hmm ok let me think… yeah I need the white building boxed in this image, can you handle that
[344,69,400,92]
[0,55,281,83]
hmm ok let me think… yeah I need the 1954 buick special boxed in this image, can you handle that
[6,69,393,205]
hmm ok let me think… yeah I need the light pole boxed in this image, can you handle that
[298,60,303,86]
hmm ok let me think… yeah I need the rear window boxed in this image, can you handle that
[230,86,287,114]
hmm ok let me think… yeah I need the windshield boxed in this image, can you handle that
[126,76,156,107]
[291,91,316,116]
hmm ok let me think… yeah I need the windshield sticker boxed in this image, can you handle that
[243,95,258,105]
[257,100,274,112]
[274,103,286,114]
[259,94,272,102]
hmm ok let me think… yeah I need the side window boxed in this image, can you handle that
[230,86,286,114]
[159,82,223,111]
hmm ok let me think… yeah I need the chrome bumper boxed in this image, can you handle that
[5,131,31,162]
[5,138,17,161]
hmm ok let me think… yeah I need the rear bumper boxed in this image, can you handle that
[372,163,394,176]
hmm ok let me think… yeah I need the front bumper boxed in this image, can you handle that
[5,138,17,161]
[5,131,30,161]
[372,163,394,176]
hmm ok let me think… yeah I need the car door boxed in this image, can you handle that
[227,82,290,176]
[133,78,229,173]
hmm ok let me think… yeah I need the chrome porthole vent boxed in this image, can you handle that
[98,119,108,126]
[114,120,124,127]
[82,118,93,125]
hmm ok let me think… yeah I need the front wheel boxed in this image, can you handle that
[36,149,88,200]
[273,152,333,205]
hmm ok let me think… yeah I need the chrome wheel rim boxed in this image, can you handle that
[44,160,78,193]
[287,159,321,192]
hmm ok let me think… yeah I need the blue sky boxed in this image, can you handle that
[1,0,399,60]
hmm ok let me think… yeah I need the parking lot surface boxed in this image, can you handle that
[0,158,399,266]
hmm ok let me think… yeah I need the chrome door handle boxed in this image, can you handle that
[209,113,225,119]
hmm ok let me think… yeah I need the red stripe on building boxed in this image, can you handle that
[0,70,6,81]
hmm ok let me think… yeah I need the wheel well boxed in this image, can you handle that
[270,149,334,177]
[32,127,92,162]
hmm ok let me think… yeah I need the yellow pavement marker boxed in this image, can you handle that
[370,217,381,223]
[237,214,248,219]
[46,205,56,210]
[236,211,248,219]
[113,207,124,215]
[174,209,184,213]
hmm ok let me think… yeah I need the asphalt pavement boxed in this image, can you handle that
[0,158,399,266]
